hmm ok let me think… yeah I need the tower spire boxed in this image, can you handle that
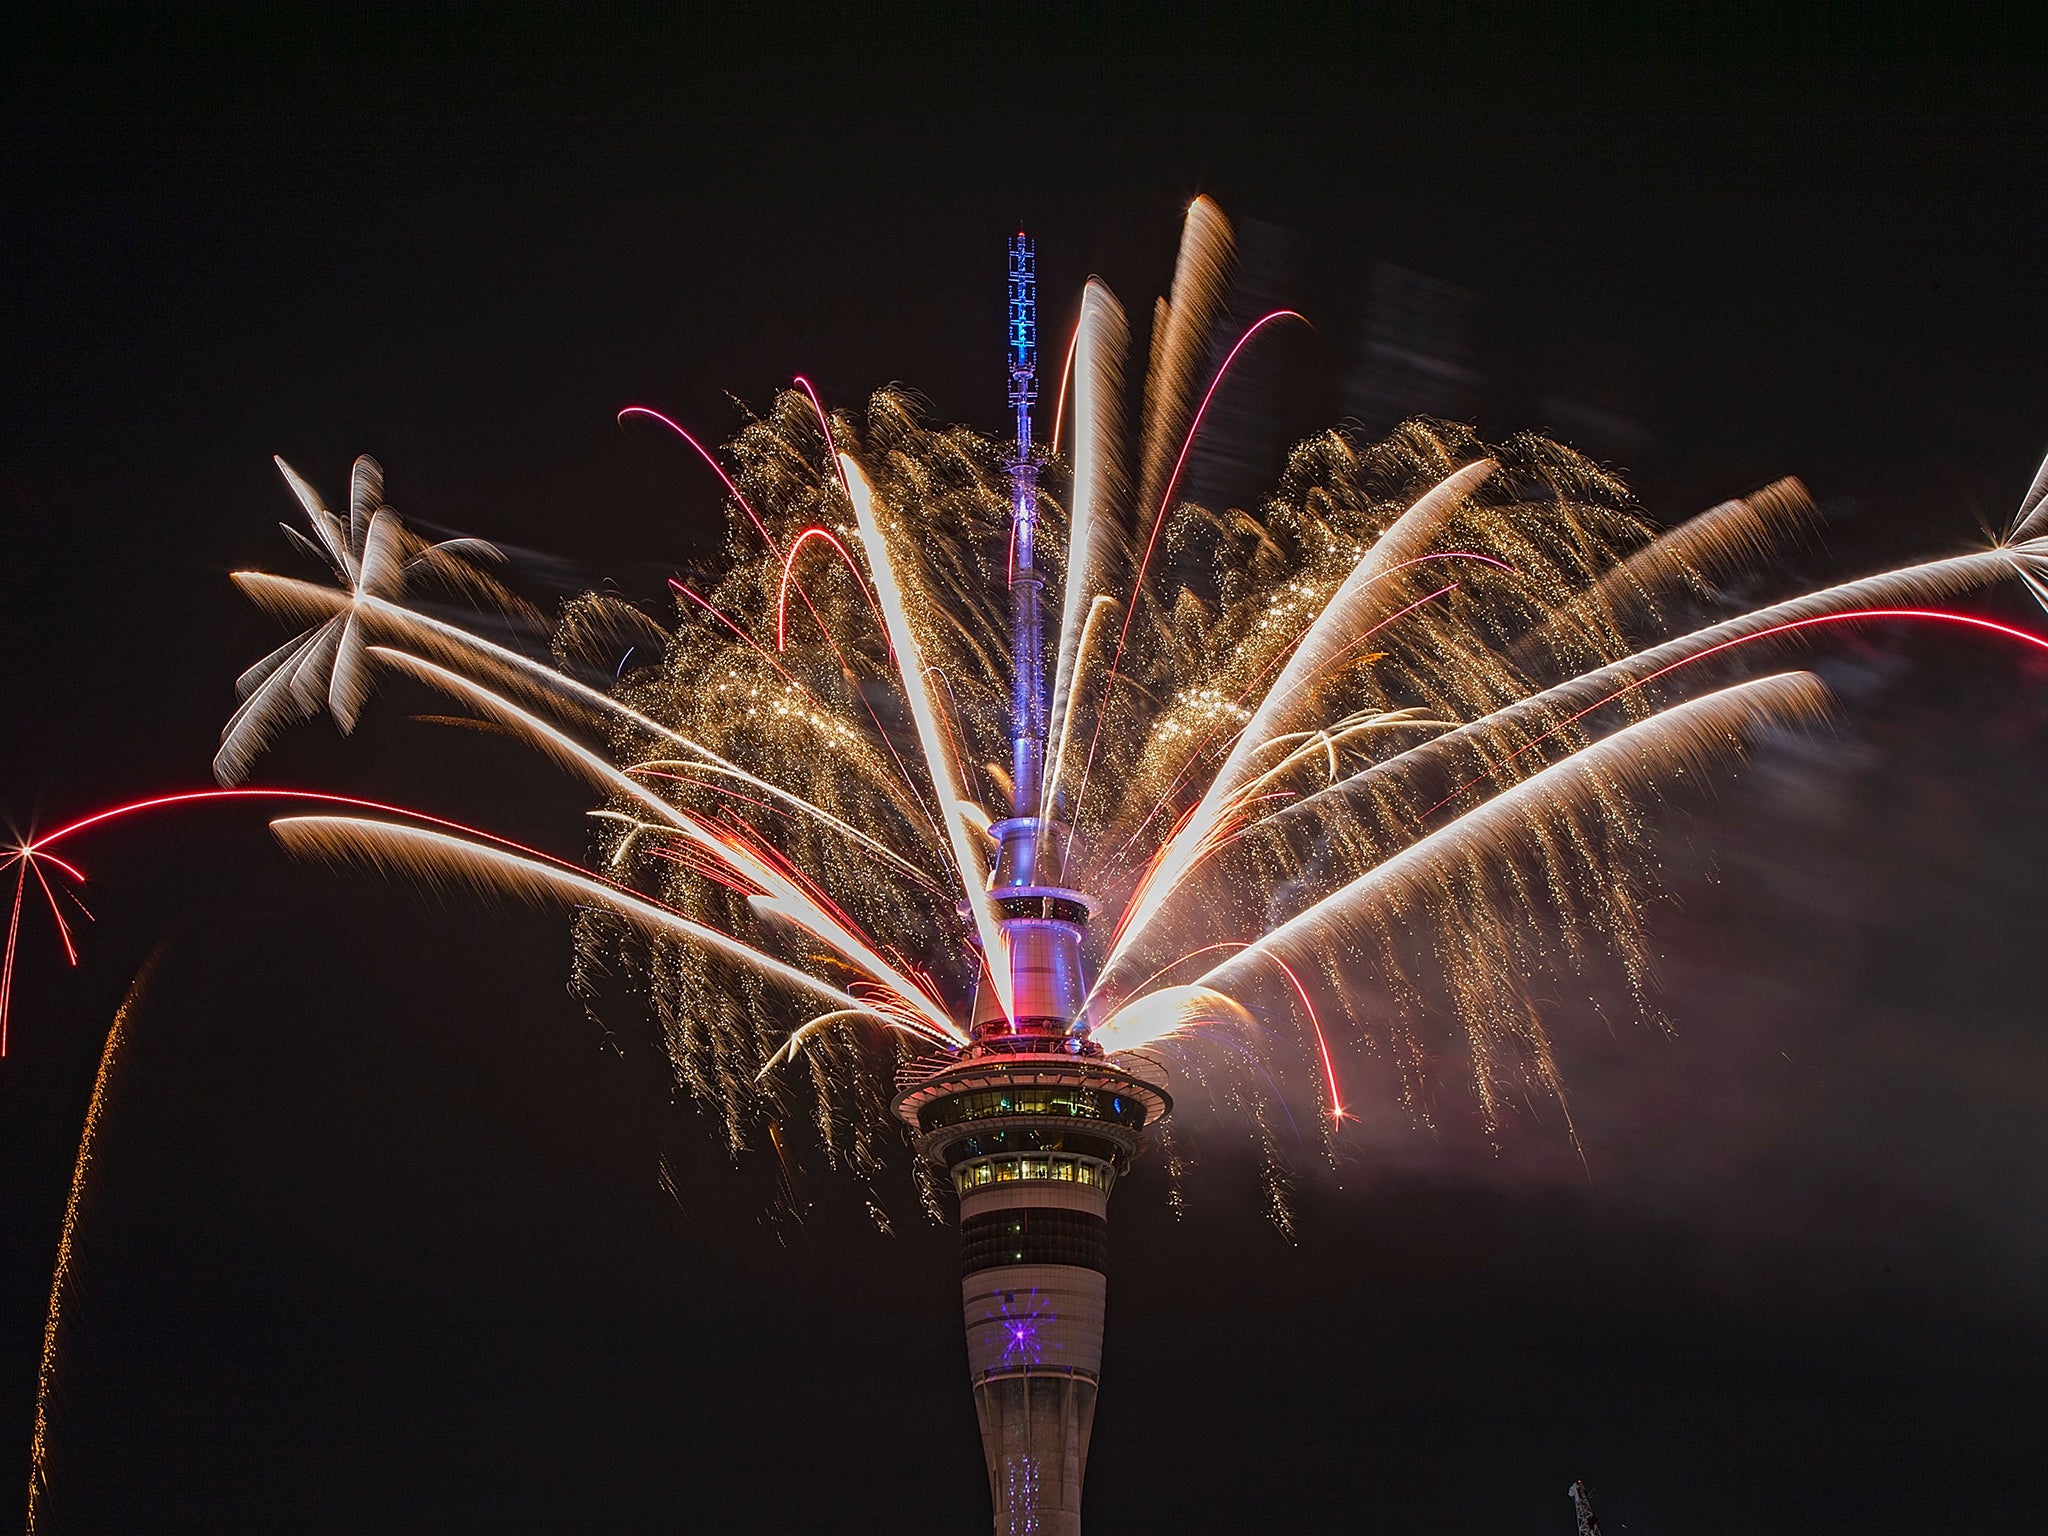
[1006,232,1044,822]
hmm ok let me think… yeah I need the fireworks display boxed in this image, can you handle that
[10,196,2048,1223]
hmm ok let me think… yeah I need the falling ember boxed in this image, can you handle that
[26,950,161,1535]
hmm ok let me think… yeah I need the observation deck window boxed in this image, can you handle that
[954,1154,1117,1196]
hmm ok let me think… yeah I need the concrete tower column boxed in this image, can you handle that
[960,1171,1112,1536]
[896,1059,1167,1536]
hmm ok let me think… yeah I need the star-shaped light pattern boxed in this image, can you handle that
[213,455,527,784]
[996,1289,1052,1372]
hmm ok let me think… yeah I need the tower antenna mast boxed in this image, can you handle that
[1006,231,1043,819]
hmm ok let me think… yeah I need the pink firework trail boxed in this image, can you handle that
[0,787,663,1053]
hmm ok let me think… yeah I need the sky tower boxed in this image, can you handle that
[893,232,1171,1536]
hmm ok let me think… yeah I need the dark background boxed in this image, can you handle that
[5,8,2048,1532]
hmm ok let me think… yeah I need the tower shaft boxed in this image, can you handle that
[962,1164,1108,1536]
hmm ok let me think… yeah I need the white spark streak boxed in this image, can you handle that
[1042,280,1128,830]
[227,569,919,873]
[841,453,1015,1021]
[1197,672,1830,995]
[1276,540,2048,832]
[371,647,961,1043]
[269,815,922,1034]
[1101,459,1496,978]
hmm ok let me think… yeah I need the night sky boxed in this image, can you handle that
[6,10,2048,1533]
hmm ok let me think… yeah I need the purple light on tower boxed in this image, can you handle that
[997,1288,1051,1371]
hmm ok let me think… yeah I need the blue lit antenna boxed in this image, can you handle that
[1008,233,1038,454]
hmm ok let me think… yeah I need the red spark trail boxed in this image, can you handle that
[708,810,869,937]
[627,399,863,659]
[628,396,914,792]
[794,376,852,503]
[916,663,992,815]
[1144,312,1307,558]
[1268,953,1344,1125]
[27,860,77,965]
[1422,607,2048,819]
[776,380,951,818]
[1105,311,1308,675]
[669,579,807,691]
[619,406,779,555]
[1,863,24,1057]
[1097,936,1340,1131]
[34,851,85,884]
[629,766,791,818]
[26,788,556,856]
[627,393,865,663]
[633,389,936,837]
[1111,940,1250,1008]
[0,787,645,1054]
[775,526,885,651]
[627,773,952,906]
[678,558,929,837]
[644,843,763,896]
[627,399,900,754]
